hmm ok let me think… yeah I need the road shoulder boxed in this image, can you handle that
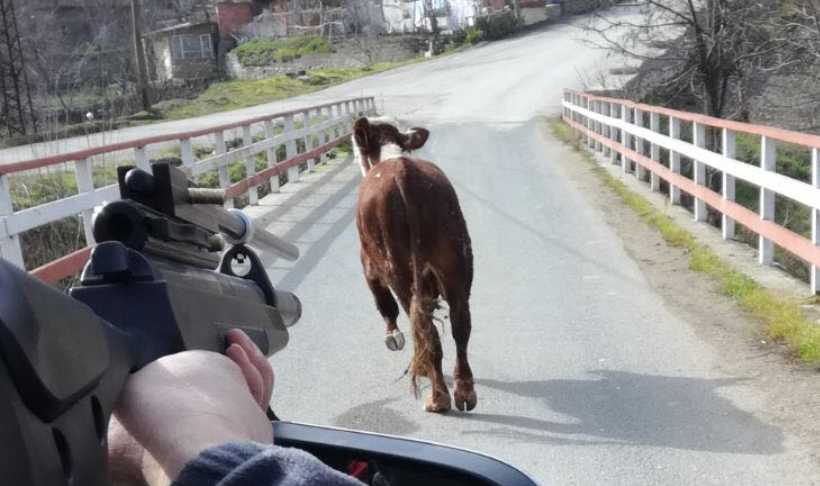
[539,119,820,467]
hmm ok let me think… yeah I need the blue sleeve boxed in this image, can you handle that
[171,442,366,486]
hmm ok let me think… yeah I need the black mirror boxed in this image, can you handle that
[274,422,539,486]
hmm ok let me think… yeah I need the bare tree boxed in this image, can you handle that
[584,1,799,119]
[343,0,385,67]
[16,1,133,132]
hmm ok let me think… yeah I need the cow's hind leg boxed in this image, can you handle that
[450,295,477,412]
[409,300,450,413]
[365,276,405,351]
[424,326,451,413]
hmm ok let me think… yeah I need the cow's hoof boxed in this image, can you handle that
[384,330,405,351]
[454,386,477,412]
[424,391,452,413]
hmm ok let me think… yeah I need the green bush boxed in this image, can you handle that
[475,10,517,41]
[235,36,333,67]
[465,26,483,44]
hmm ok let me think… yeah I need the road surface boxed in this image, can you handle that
[253,11,820,486]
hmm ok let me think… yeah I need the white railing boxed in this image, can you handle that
[0,96,376,283]
[563,90,820,295]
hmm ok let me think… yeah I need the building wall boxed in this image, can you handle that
[382,0,416,34]
[520,6,548,25]
[149,24,219,81]
[172,24,219,79]
[216,1,254,39]
[149,38,175,81]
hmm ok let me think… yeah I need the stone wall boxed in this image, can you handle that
[520,7,548,25]
[226,36,422,80]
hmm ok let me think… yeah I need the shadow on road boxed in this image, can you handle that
[460,371,783,454]
[270,172,359,291]
[255,156,352,229]
[334,398,420,436]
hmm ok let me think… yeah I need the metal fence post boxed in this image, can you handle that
[302,110,315,173]
[609,104,618,165]
[180,138,194,167]
[759,135,776,265]
[811,147,819,294]
[134,146,150,171]
[721,129,736,240]
[243,125,258,205]
[74,158,96,246]
[693,122,707,222]
[620,105,630,173]
[214,131,233,209]
[585,96,592,148]
[603,102,611,158]
[649,112,660,191]
[594,101,603,152]
[634,108,647,180]
[669,117,681,204]
[321,107,331,165]
[265,120,280,194]
[0,174,24,268]
[285,115,299,184]
[332,104,342,139]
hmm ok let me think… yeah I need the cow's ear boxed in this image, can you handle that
[402,128,429,151]
[353,117,370,150]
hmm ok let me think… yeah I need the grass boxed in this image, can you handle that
[161,59,420,120]
[235,36,332,66]
[550,118,820,365]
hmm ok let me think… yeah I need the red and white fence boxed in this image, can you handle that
[0,96,376,284]
[562,90,820,295]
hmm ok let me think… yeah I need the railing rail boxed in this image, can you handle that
[0,96,376,283]
[563,90,820,295]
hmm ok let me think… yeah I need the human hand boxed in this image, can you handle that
[109,329,274,486]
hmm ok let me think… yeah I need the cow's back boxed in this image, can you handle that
[356,157,472,290]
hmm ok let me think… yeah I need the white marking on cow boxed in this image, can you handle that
[380,143,404,162]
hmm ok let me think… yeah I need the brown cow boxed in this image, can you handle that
[353,117,477,413]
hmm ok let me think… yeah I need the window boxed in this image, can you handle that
[171,34,213,60]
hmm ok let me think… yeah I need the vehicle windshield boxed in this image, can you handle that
[2,1,819,485]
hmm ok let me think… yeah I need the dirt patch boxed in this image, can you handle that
[547,124,820,465]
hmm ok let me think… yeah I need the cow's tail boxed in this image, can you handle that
[394,160,435,396]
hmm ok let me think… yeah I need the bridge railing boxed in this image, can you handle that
[562,90,820,294]
[0,96,376,284]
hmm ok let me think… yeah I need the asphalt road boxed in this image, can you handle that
[250,11,819,486]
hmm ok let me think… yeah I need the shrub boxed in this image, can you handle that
[235,36,332,67]
[475,10,517,41]
[465,26,483,44]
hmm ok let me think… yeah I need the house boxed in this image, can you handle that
[382,0,479,34]
[145,22,220,81]
[220,0,346,39]
[381,0,415,34]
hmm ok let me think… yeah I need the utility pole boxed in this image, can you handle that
[130,0,151,112]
